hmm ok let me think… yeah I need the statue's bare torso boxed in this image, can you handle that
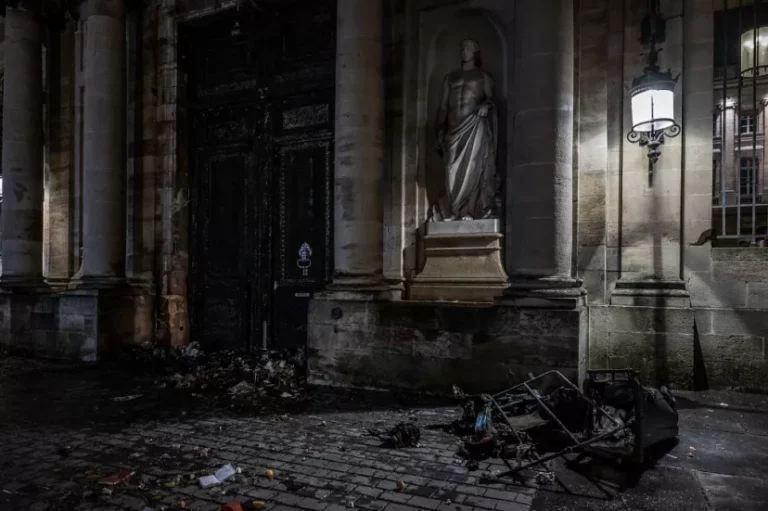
[443,68,493,128]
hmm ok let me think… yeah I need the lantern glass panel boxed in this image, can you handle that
[631,88,674,133]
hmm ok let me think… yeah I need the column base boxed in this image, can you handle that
[498,276,587,308]
[385,277,406,300]
[317,273,394,301]
[610,279,690,307]
[0,283,154,362]
[45,277,73,287]
[69,276,127,290]
[0,276,48,290]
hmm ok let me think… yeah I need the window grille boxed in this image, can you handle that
[713,0,768,247]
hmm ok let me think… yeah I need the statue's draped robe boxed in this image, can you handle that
[433,100,497,221]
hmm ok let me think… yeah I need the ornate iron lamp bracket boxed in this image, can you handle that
[627,122,681,164]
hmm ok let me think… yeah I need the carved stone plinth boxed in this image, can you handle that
[409,219,509,302]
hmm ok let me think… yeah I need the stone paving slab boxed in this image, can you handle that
[0,356,535,511]
[0,408,535,511]
[4,357,768,511]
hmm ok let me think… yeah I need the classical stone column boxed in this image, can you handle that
[75,0,127,282]
[1,7,44,284]
[503,0,584,306]
[325,0,389,297]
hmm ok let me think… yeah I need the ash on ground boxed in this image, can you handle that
[120,343,308,412]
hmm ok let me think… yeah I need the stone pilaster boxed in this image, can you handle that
[74,0,127,283]
[1,6,44,285]
[609,0,688,306]
[502,0,585,307]
[46,24,77,282]
[323,0,389,299]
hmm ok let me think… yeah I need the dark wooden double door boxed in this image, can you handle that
[182,1,335,351]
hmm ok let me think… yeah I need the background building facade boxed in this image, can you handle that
[0,0,766,393]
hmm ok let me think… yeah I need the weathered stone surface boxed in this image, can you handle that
[0,287,154,361]
[308,299,583,392]
[695,307,768,391]
[589,305,695,388]
[1,7,44,281]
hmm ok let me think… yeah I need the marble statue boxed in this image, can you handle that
[430,39,498,222]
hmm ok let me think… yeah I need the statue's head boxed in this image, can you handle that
[460,39,481,65]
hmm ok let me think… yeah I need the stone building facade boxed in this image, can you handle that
[0,0,766,393]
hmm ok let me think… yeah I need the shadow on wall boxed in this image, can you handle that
[581,184,768,392]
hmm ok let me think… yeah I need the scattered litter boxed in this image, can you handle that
[689,446,696,451]
[536,471,556,485]
[199,464,237,488]
[101,487,113,497]
[395,480,406,491]
[264,469,274,479]
[183,342,201,358]
[369,422,421,448]
[137,347,307,412]
[164,474,182,488]
[230,382,256,395]
[113,394,142,402]
[99,471,133,486]
[220,502,266,511]
[343,495,360,508]
[199,475,219,488]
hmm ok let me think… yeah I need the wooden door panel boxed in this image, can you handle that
[204,153,246,276]
[272,133,333,350]
[193,149,255,351]
[275,138,333,283]
[184,0,335,352]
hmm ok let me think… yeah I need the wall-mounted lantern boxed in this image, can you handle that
[627,0,681,179]
[741,27,768,77]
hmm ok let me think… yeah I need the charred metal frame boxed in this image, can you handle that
[486,370,649,478]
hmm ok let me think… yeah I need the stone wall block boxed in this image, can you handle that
[59,313,85,333]
[308,299,582,392]
[747,283,768,309]
[688,272,747,308]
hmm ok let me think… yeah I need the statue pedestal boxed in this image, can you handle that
[409,219,509,302]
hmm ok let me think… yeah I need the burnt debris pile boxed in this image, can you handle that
[118,343,308,412]
[451,370,680,482]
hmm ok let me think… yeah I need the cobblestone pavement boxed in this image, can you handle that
[3,356,768,511]
[0,357,534,511]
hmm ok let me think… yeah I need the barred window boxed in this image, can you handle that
[713,0,768,247]
[740,156,758,196]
